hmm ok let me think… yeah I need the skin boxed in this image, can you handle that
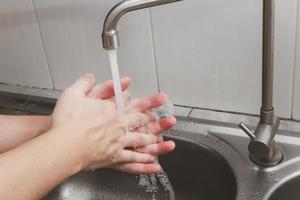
[87,76,176,174]
[0,115,51,153]
[0,77,176,174]
[0,74,176,199]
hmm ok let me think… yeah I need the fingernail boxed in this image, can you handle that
[123,76,131,82]
[84,73,96,84]
[85,73,95,79]
[159,93,169,101]
[150,156,156,162]
[155,165,162,171]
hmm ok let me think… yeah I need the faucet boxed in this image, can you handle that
[102,0,282,167]
[239,0,283,166]
[102,0,182,50]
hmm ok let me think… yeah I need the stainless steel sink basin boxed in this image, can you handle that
[2,92,300,200]
[267,176,300,200]
[43,136,237,200]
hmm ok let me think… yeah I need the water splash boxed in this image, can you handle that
[156,170,175,200]
[138,159,176,200]
[107,50,176,200]
[146,105,176,199]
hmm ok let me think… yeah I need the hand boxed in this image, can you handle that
[51,74,163,171]
[87,76,176,174]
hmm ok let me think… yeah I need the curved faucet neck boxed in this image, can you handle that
[102,0,182,50]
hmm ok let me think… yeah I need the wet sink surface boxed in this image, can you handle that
[43,137,237,200]
[268,176,300,200]
[5,92,300,200]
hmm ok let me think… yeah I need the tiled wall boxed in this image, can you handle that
[151,0,297,118]
[0,0,299,120]
[0,0,53,88]
[32,0,158,97]
[293,0,300,120]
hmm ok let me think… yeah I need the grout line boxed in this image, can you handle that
[148,8,161,93]
[2,81,300,123]
[175,104,260,118]
[31,0,55,90]
[187,108,193,118]
[291,0,300,120]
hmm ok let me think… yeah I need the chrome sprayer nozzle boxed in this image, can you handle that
[102,0,183,50]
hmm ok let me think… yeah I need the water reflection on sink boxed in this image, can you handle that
[43,136,237,200]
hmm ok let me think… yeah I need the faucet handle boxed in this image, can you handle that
[239,123,256,140]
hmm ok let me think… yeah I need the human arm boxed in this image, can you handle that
[0,74,161,200]
[0,77,131,153]
[0,115,51,153]
[0,76,176,175]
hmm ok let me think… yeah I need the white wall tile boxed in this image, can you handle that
[294,66,300,120]
[33,0,158,97]
[0,0,53,89]
[274,0,297,119]
[292,0,300,121]
[151,0,297,118]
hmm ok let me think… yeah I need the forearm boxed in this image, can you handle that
[0,125,82,200]
[0,115,51,153]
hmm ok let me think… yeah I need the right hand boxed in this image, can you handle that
[87,77,177,174]
[51,74,162,171]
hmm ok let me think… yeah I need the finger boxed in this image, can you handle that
[134,141,176,156]
[126,93,169,112]
[88,77,131,99]
[119,150,156,163]
[137,117,177,135]
[109,123,127,141]
[121,112,158,129]
[122,133,163,148]
[68,73,96,95]
[109,91,131,104]
[123,91,131,103]
[111,163,161,175]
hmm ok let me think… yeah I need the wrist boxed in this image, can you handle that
[50,123,88,173]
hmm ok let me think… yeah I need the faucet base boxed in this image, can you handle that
[242,118,283,167]
[249,144,283,167]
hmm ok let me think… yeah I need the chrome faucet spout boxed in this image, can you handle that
[102,0,182,50]
[102,0,282,167]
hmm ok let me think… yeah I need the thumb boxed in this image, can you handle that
[69,73,96,96]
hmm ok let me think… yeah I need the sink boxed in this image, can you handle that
[43,136,237,200]
[267,176,300,200]
[4,91,300,200]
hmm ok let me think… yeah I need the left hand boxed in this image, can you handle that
[87,77,176,174]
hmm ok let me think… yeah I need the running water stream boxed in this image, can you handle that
[107,50,176,200]
[107,50,125,116]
